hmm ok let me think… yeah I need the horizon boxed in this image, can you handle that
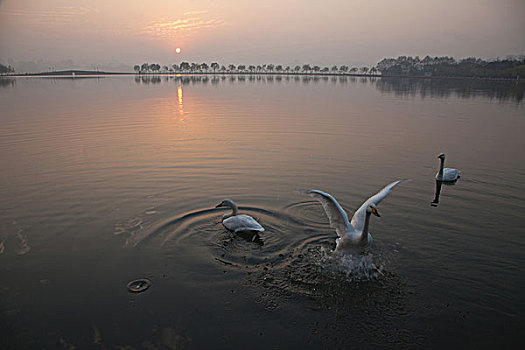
[3,54,524,77]
[1,0,524,73]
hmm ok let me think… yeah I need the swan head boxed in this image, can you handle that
[215,199,236,209]
[216,199,239,216]
[438,153,446,159]
[366,203,380,217]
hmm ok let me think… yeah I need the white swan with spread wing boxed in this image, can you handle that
[304,180,402,251]
[216,199,265,233]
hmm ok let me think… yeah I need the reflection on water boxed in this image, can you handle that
[131,74,376,86]
[0,77,16,88]
[373,77,524,103]
[431,179,459,207]
[130,74,524,103]
[11,74,522,103]
[431,180,443,206]
[177,86,183,114]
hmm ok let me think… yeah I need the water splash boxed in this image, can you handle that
[317,247,384,282]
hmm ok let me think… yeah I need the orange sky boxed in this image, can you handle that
[1,0,524,71]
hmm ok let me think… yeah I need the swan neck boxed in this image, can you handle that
[361,211,371,243]
[228,202,238,216]
[438,157,445,175]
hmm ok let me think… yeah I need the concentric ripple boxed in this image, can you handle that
[121,199,398,289]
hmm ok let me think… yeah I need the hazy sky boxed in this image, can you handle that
[1,0,524,70]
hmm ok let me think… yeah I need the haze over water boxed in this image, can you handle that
[0,75,524,348]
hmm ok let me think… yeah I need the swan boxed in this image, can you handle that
[215,199,265,234]
[304,180,402,251]
[436,153,461,181]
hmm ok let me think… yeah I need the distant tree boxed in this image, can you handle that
[376,55,465,76]
[361,67,369,74]
[302,64,311,73]
[191,63,199,72]
[460,57,483,65]
[134,65,140,73]
[0,64,14,73]
[321,67,329,73]
[201,63,209,72]
[141,63,149,72]
[180,62,190,71]
[162,65,169,72]
[256,65,262,72]
[349,67,358,74]
[248,65,256,73]
[172,64,179,71]
[285,66,290,73]
[237,65,246,72]
[340,65,349,73]
[149,64,160,72]
[267,64,275,72]
[370,67,378,75]
[275,65,283,73]
[294,65,301,73]
[211,62,220,72]
[220,65,226,72]
[228,64,236,72]
[331,65,338,74]
[312,65,320,73]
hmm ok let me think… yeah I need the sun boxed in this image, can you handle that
[175,47,181,54]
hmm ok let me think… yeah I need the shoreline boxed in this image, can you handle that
[2,70,522,83]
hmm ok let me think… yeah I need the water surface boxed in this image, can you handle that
[1,75,524,348]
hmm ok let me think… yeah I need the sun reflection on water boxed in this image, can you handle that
[177,85,184,120]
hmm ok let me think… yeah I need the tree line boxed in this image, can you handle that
[3,56,524,79]
[134,56,525,79]
[133,62,378,75]
[376,55,525,79]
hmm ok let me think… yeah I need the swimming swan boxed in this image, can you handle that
[304,180,402,251]
[215,199,265,233]
[436,153,461,182]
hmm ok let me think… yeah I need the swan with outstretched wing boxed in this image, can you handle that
[305,180,402,251]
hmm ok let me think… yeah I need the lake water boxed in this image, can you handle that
[1,75,524,349]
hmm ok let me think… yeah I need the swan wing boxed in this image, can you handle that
[304,190,351,238]
[350,180,402,232]
[442,168,461,181]
[223,215,264,233]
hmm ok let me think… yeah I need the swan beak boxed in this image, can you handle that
[372,207,381,217]
[215,203,223,208]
